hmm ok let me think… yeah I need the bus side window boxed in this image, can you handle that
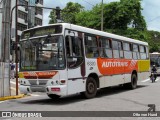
[85,34,99,58]
[112,40,120,58]
[133,44,140,59]
[112,40,123,59]
[140,45,147,59]
[65,35,83,68]
[117,41,123,58]
[146,46,149,59]
[99,37,112,58]
[123,42,132,59]
[65,36,71,56]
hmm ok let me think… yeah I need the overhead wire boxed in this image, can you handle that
[147,16,160,23]
[81,0,95,7]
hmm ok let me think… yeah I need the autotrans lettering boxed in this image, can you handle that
[97,59,138,75]
[102,62,128,68]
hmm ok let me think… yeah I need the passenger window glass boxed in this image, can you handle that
[133,44,140,60]
[85,34,99,58]
[112,40,119,58]
[146,46,149,59]
[112,40,123,58]
[140,45,147,59]
[123,42,132,59]
[66,35,83,68]
[99,37,112,58]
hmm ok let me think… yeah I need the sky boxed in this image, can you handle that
[43,0,160,32]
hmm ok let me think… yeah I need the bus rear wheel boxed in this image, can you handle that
[47,94,60,99]
[81,77,97,99]
[129,74,137,89]
[124,74,137,89]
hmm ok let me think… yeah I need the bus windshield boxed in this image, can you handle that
[150,53,160,67]
[20,35,65,71]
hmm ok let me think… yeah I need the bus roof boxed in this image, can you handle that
[22,23,148,46]
[150,52,160,54]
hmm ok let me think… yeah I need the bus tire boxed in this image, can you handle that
[124,74,137,89]
[130,74,137,89]
[81,77,97,99]
[47,94,60,99]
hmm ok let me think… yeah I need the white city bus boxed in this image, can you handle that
[19,23,150,99]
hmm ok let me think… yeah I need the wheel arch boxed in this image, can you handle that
[88,73,100,88]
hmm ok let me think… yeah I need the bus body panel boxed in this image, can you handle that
[19,23,150,97]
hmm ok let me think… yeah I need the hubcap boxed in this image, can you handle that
[87,82,95,94]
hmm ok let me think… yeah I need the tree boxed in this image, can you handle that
[76,4,101,30]
[49,10,56,24]
[48,1,160,52]
[49,2,84,24]
[75,0,146,31]
[62,2,84,24]
[103,0,146,30]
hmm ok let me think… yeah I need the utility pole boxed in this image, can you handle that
[0,0,11,97]
[101,0,104,31]
[15,0,19,95]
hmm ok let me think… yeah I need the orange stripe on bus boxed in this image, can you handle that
[97,58,138,75]
[21,71,58,79]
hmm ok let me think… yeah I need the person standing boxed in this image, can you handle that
[10,61,15,79]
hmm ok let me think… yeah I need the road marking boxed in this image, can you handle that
[10,81,19,85]
[141,78,150,82]
[30,94,40,97]
[0,101,5,104]
[141,78,159,82]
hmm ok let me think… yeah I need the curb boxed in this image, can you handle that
[0,94,25,101]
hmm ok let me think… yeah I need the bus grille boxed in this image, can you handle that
[28,80,48,85]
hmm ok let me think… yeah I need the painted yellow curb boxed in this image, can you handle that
[0,94,25,101]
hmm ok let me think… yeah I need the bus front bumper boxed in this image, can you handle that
[19,85,67,96]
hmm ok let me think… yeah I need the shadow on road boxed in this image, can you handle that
[96,85,147,98]
[20,85,147,105]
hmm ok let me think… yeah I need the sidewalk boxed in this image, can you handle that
[0,78,25,101]
[0,94,25,101]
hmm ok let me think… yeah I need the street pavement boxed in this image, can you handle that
[1,77,159,120]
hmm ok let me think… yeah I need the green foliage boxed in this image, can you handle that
[76,4,101,30]
[48,1,160,52]
[49,2,84,24]
[62,2,84,24]
[103,0,146,30]
[49,10,56,24]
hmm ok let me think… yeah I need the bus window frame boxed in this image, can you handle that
[85,34,99,58]
[65,32,84,69]
[98,36,113,59]
[123,42,133,59]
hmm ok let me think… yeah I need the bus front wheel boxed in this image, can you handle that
[81,77,97,99]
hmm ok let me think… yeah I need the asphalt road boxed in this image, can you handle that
[1,78,160,120]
